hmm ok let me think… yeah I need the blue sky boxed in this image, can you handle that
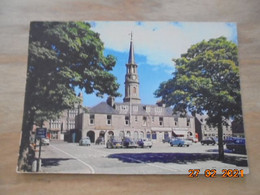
[76,22,238,107]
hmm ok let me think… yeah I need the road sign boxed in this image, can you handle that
[36,128,47,139]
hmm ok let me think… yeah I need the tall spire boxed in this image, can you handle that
[124,32,141,104]
[128,32,135,64]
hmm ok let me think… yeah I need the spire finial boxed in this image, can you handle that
[128,32,135,64]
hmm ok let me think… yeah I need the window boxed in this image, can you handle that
[107,115,112,125]
[159,117,163,126]
[133,87,136,94]
[155,107,162,113]
[174,118,178,126]
[152,131,157,140]
[143,116,147,126]
[143,106,150,112]
[125,116,129,125]
[187,118,190,126]
[135,116,138,122]
[147,132,151,139]
[152,116,154,123]
[133,106,138,112]
[90,114,95,125]
[121,105,128,111]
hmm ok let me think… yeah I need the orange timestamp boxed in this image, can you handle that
[188,169,244,178]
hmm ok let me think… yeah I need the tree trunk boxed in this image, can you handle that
[17,116,34,172]
[17,89,35,172]
[217,119,225,161]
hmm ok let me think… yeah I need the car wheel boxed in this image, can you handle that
[149,146,152,148]
[207,143,209,145]
[187,145,189,147]
[170,144,173,147]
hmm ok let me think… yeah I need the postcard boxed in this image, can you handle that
[17,21,248,175]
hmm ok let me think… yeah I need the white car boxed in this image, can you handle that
[137,138,153,148]
[41,138,50,145]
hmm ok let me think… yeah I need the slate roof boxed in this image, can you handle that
[89,102,118,114]
[87,101,192,118]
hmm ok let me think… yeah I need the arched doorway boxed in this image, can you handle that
[87,131,95,143]
[140,131,144,139]
[119,131,125,138]
[146,131,151,139]
[108,131,114,138]
[164,132,169,139]
[126,131,131,137]
[99,131,105,138]
[134,131,138,140]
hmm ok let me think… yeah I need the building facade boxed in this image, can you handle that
[76,35,196,143]
[195,114,232,141]
[46,93,83,140]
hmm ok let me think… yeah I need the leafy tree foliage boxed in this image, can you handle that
[18,22,120,171]
[155,37,242,160]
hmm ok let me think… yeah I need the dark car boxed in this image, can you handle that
[122,137,138,148]
[162,137,171,143]
[226,138,246,154]
[95,136,105,145]
[106,136,123,149]
[223,137,237,145]
[201,137,216,145]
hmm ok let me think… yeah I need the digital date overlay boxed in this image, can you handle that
[188,169,244,178]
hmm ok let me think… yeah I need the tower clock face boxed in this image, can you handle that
[132,75,136,80]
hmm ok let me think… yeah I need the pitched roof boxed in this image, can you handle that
[89,102,118,114]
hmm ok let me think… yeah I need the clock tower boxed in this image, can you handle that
[123,33,141,104]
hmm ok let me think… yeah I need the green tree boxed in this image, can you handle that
[18,22,120,171]
[154,37,242,161]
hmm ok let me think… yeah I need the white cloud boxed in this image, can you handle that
[90,21,236,68]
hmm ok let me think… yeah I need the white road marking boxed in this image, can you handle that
[85,147,179,173]
[50,145,95,174]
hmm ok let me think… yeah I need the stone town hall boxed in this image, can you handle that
[75,35,196,143]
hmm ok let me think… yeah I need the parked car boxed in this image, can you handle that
[170,138,192,147]
[79,137,91,146]
[162,137,171,143]
[226,138,246,154]
[106,136,123,149]
[41,138,50,145]
[95,136,105,145]
[122,137,138,148]
[137,138,153,148]
[223,137,237,145]
[200,137,216,145]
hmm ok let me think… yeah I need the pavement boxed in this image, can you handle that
[39,140,249,175]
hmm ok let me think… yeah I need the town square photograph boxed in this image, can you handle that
[17,21,248,175]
